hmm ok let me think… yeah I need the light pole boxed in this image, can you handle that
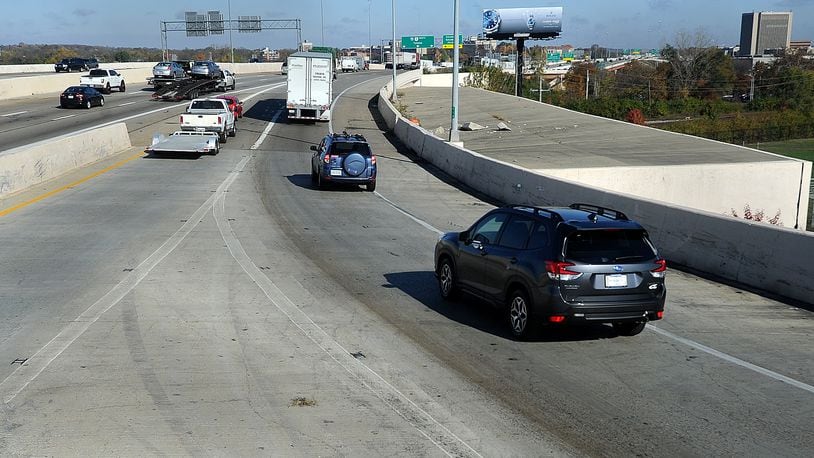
[321,0,325,46]
[391,0,397,103]
[228,0,234,64]
[369,0,372,66]
[449,0,460,142]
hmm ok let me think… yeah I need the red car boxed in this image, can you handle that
[216,95,243,118]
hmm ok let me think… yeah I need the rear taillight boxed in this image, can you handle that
[217,116,222,124]
[651,259,667,278]
[549,315,566,323]
[179,115,184,123]
[323,155,331,164]
[371,155,377,165]
[655,311,664,319]
[545,261,583,281]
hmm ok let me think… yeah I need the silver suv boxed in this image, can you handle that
[191,60,221,79]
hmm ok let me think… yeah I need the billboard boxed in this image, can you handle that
[482,7,562,40]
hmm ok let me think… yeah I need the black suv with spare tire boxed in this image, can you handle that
[434,204,667,339]
[310,132,377,191]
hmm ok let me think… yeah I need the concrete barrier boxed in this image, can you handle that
[0,123,132,197]
[378,70,814,305]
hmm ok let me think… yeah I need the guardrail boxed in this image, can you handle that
[378,70,814,306]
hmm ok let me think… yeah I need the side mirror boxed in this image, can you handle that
[238,101,243,105]
[310,145,318,151]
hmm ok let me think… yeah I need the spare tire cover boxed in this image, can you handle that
[343,152,367,176]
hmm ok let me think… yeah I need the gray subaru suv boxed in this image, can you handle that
[434,204,667,339]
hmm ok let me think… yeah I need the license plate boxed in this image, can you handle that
[67,95,74,99]
[330,169,342,176]
[195,127,205,132]
[605,274,628,288]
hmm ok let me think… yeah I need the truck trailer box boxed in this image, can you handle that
[286,52,334,122]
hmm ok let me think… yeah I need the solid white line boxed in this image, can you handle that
[2,111,27,117]
[0,155,253,404]
[250,111,281,150]
[117,101,137,107]
[374,191,443,235]
[212,171,480,458]
[647,325,814,394]
[51,114,76,121]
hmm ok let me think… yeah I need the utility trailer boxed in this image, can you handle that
[151,77,225,101]
[145,131,220,155]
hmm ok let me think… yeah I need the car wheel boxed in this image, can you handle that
[507,289,533,340]
[613,321,647,337]
[119,82,126,92]
[437,257,459,300]
[317,172,325,189]
[365,180,376,192]
[219,131,227,143]
[231,82,236,90]
[228,123,236,137]
[85,100,92,109]
[104,83,111,94]
[99,97,104,107]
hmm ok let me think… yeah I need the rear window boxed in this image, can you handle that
[564,230,656,264]
[190,100,226,110]
[64,86,85,93]
[330,142,371,156]
[89,69,107,76]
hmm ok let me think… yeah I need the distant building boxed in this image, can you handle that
[790,40,812,54]
[739,11,793,56]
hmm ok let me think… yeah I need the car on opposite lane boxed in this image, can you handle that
[59,86,105,109]
[310,132,377,191]
[435,204,667,339]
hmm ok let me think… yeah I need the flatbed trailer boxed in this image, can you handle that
[151,77,224,101]
[145,131,220,155]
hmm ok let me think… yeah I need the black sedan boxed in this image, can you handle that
[59,86,105,109]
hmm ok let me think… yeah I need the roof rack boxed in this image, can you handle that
[568,203,629,221]
[503,204,564,222]
[331,131,367,142]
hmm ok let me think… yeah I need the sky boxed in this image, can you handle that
[2,1,812,51]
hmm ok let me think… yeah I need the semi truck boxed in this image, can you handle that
[286,51,333,122]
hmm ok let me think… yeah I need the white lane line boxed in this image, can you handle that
[213,166,480,458]
[2,111,27,117]
[647,325,814,394]
[51,114,76,121]
[117,101,137,107]
[374,192,443,235]
[0,155,253,405]
[250,111,281,150]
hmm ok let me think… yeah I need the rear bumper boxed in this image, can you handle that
[532,286,665,323]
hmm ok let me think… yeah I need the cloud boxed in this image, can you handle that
[73,9,95,17]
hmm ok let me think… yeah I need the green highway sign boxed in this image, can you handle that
[401,35,434,49]
[442,34,463,49]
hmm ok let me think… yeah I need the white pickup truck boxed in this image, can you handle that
[180,98,236,143]
[79,69,126,94]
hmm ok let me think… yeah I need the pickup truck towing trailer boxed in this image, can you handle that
[180,98,236,143]
[146,131,220,155]
[286,51,333,122]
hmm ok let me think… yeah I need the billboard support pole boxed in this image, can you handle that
[450,0,460,143]
[391,0,397,103]
[515,38,525,97]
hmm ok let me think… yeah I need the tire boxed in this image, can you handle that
[99,97,104,107]
[437,257,459,300]
[228,122,236,137]
[365,180,376,192]
[507,289,533,340]
[342,152,366,176]
[230,82,235,90]
[219,131,227,143]
[104,83,111,95]
[210,140,220,155]
[85,100,92,109]
[119,81,126,92]
[613,321,647,337]
[317,172,325,189]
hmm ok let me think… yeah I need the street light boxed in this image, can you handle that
[321,0,325,46]
[228,0,234,64]
[391,0,397,103]
[449,0,460,142]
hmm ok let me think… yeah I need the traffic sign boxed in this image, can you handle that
[442,34,463,49]
[401,35,434,49]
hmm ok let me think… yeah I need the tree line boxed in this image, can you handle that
[0,43,282,64]
[469,39,814,145]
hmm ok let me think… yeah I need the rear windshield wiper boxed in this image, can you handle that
[613,255,645,262]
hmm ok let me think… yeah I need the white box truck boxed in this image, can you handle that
[286,51,333,122]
